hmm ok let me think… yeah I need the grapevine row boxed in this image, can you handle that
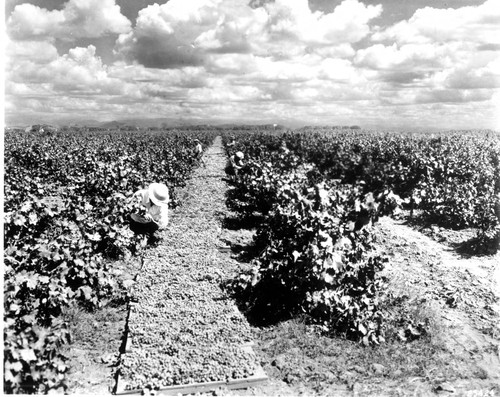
[222,128,499,345]
[3,129,217,393]
[223,133,399,345]
[225,129,500,241]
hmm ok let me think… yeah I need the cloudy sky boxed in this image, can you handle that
[4,0,500,129]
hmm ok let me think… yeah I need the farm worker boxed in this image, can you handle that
[227,136,236,148]
[225,151,245,182]
[194,139,206,167]
[129,183,169,237]
[280,140,289,154]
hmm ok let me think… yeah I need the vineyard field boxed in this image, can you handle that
[3,127,500,396]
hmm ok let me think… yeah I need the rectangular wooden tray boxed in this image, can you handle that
[115,364,268,395]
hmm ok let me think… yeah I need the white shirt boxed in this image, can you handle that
[228,155,243,170]
[135,189,169,229]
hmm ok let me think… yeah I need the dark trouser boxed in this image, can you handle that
[129,213,159,236]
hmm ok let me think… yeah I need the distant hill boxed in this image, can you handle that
[214,123,287,130]
[6,116,296,131]
[96,119,292,130]
[99,120,130,129]
[95,118,212,129]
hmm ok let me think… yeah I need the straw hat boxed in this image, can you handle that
[148,183,169,206]
[236,151,244,159]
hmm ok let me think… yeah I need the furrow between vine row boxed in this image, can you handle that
[115,137,267,394]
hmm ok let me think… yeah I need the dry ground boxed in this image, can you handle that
[62,137,500,396]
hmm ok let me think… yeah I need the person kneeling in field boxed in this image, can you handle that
[225,151,245,183]
[193,139,206,167]
[129,183,169,239]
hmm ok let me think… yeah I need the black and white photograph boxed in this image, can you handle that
[3,0,500,395]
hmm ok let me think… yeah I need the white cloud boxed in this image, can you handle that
[415,88,494,104]
[372,0,500,45]
[355,0,500,106]
[205,53,257,75]
[7,0,131,40]
[354,43,455,71]
[6,39,59,64]
[446,57,500,89]
[114,0,381,68]
[114,0,227,68]
[263,0,381,45]
[109,64,210,89]
[318,58,360,82]
[7,45,131,96]
[437,57,500,90]
[311,44,356,59]
[188,84,268,103]
[249,55,316,82]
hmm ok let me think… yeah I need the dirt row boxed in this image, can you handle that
[114,136,268,393]
[374,217,500,393]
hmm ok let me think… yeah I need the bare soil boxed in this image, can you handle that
[60,257,140,394]
[62,138,500,396]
